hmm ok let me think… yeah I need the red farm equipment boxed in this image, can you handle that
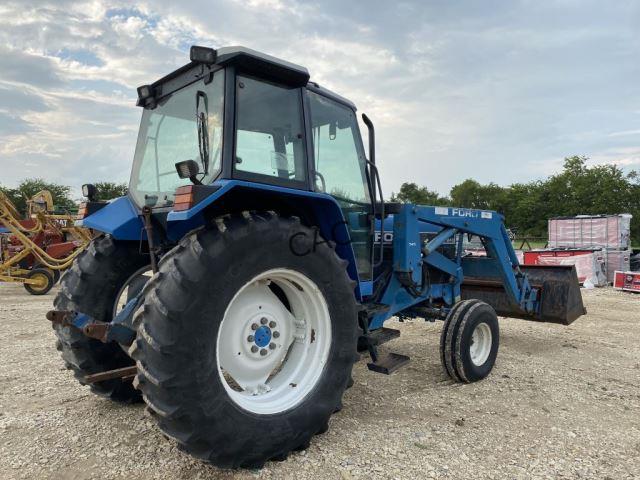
[0,190,91,294]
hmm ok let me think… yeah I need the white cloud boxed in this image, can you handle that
[590,147,640,169]
[0,0,638,196]
[608,129,640,138]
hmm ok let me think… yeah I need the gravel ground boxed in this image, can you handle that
[0,284,639,479]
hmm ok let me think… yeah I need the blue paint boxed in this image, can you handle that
[254,326,272,348]
[359,281,373,296]
[369,202,538,329]
[167,179,367,300]
[75,179,538,334]
[79,196,144,241]
[71,313,92,330]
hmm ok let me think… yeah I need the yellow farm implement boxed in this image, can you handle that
[0,190,91,294]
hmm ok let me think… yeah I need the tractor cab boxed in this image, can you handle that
[126,46,376,281]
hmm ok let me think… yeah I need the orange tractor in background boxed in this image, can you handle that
[0,190,91,294]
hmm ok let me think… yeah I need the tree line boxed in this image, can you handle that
[390,156,640,244]
[2,156,638,244]
[0,179,128,215]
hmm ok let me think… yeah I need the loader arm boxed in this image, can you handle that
[371,204,585,329]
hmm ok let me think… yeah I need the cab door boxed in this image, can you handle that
[306,90,373,281]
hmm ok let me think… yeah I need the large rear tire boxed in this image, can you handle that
[53,235,149,402]
[131,212,359,468]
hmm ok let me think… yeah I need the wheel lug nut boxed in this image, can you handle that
[260,349,268,356]
[247,335,254,342]
[251,323,258,330]
[251,346,258,353]
[269,343,276,350]
[269,321,276,328]
[273,331,280,338]
[260,317,268,325]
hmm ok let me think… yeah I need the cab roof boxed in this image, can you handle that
[144,45,355,110]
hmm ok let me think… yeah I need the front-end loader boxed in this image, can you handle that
[47,46,585,468]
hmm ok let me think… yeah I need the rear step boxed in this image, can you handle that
[357,327,400,352]
[358,303,410,374]
[361,302,390,318]
[367,352,410,375]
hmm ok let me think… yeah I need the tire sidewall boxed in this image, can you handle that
[53,236,149,402]
[144,216,358,459]
[457,306,499,381]
[56,237,149,322]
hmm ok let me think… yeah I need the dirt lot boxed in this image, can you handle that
[0,284,639,480]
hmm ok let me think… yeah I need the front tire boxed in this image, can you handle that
[131,212,359,468]
[440,299,499,383]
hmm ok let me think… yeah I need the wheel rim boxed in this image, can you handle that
[469,322,492,366]
[113,266,153,320]
[216,268,332,415]
[29,272,49,292]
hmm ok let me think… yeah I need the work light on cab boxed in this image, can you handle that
[190,45,217,64]
[81,183,96,201]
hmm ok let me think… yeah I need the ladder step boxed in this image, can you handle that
[361,303,390,318]
[367,352,410,375]
[357,327,400,352]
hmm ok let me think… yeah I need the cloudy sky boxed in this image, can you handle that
[1,0,639,197]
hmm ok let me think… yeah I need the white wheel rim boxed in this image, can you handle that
[113,266,153,320]
[216,268,332,415]
[469,322,492,366]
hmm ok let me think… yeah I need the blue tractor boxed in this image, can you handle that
[48,46,585,468]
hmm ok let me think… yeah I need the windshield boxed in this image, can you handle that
[129,71,224,208]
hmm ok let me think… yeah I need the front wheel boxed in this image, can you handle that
[131,212,359,468]
[440,299,499,383]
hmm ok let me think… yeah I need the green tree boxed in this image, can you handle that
[390,156,639,245]
[0,178,75,216]
[94,182,128,201]
[446,156,640,243]
[543,156,639,242]
[450,179,507,211]
[390,182,450,205]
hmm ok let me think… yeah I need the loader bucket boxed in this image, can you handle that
[461,265,586,326]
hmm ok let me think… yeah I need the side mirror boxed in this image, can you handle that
[175,160,202,185]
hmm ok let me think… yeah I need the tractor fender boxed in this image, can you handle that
[166,180,367,298]
[79,196,144,241]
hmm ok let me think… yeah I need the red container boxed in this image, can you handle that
[613,271,640,293]
[523,249,597,265]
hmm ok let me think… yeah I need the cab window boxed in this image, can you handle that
[308,92,370,204]
[234,76,306,184]
[308,91,372,280]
